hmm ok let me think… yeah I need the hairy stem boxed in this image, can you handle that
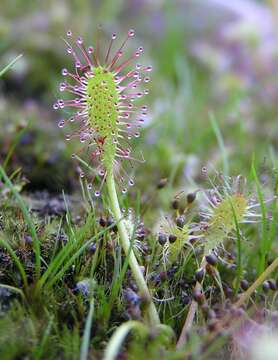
[106,172,160,326]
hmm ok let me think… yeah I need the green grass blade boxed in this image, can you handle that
[107,227,138,322]
[0,284,25,300]
[103,243,131,325]
[44,237,97,289]
[251,159,268,274]
[80,297,94,360]
[36,239,77,290]
[103,321,146,360]
[42,224,114,290]
[0,54,23,77]
[37,212,99,290]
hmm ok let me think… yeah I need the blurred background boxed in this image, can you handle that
[1,0,278,211]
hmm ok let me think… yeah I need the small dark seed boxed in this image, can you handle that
[171,199,179,210]
[267,279,277,291]
[195,268,205,282]
[24,234,33,245]
[168,234,177,243]
[106,217,114,227]
[88,243,97,254]
[240,279,249,291]
[99,217,106,227]
[224,286,233,298]
[205,253,218,266]
[176,215,185,228]
[158,233,167,246]
[187,192,197,204]
[157,178,168,189]
[262,281,270,293]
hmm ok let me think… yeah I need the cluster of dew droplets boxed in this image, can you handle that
[53,28,152,197]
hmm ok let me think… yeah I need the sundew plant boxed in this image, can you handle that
[54,29,159,325]
[54,29,151,194]
[0,19,278,360]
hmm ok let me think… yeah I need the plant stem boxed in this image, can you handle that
[106,172,160,326]
[177,258,207,349]
[176,282,201,349]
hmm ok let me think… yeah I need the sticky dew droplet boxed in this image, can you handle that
[58,120,65,128]
[128,29,135,37]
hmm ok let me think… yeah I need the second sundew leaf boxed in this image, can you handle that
[204,193,248,255]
